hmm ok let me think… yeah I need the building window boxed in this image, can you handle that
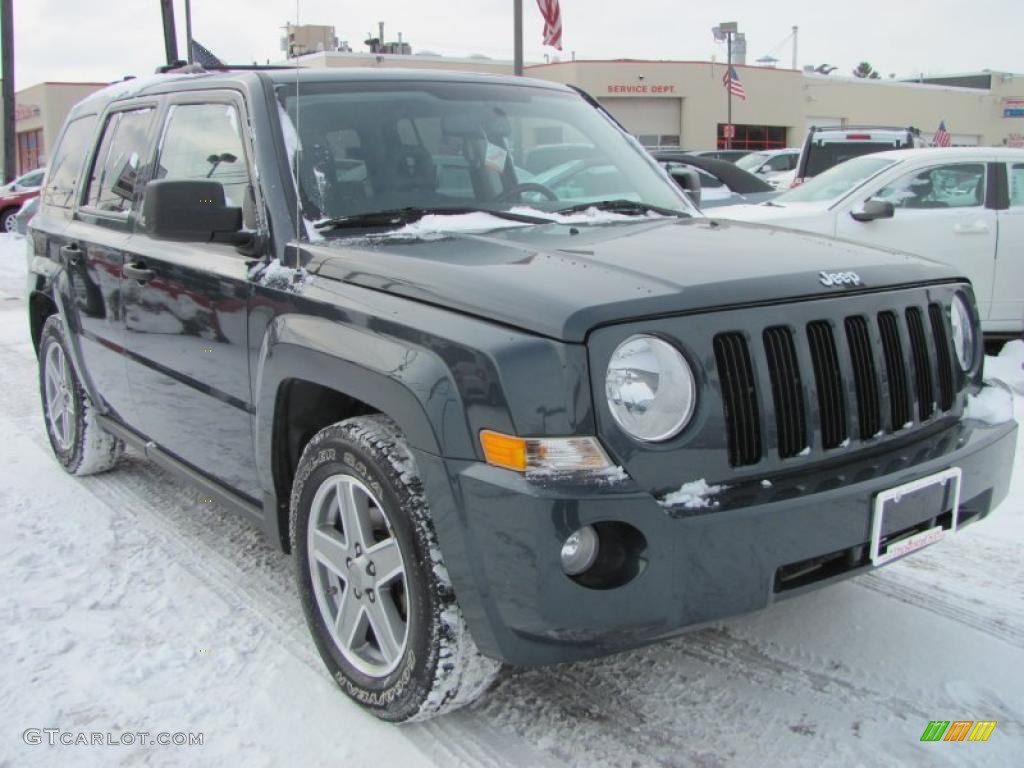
[17,129,44,174]
[717,124,787,151]
[637,134,681,149]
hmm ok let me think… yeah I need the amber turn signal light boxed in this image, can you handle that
[479,430,528,472]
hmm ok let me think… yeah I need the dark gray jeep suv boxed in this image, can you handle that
[26,68,1016,721]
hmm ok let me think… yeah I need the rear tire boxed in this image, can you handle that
[37,315,124,475]
[290,415,500,722]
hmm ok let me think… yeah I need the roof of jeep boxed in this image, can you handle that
[69,67,572,118]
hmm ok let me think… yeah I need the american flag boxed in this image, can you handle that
[933,121,951,147]
[191,39,225,69]
[722,65,746,100]
[537,0,563,50]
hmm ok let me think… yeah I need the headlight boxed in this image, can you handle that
[949,293,976,371]
[605,335,695,442]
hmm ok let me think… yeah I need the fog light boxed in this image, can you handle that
[561,526,599,576]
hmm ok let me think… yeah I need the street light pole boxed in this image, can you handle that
[1,0,14,181]
[514,0,523,76]
[184,0,193,64]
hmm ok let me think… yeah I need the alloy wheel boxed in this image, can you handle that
[307,474,410,677]
[44,342,76,451]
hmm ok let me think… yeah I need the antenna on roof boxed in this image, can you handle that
[294,0,303,245]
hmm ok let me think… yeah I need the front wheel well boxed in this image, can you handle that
[272,379,380,551]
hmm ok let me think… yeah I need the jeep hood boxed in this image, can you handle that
[302,217,962,342]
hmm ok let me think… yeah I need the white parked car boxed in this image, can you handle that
[735,149,800,189]
[712,147,1024,337]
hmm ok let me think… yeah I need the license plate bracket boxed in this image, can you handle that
[869,467,962,567]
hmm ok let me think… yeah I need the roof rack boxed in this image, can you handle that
[154,61,297,75]
[810,124,920,134]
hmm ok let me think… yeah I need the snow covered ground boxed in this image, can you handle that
[1,233,1022,767]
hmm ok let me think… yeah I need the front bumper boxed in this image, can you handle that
[415,417,1016,667]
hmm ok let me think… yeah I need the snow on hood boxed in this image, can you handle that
[374,207,665,241]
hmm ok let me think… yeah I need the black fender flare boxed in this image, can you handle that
[252,313,474,539]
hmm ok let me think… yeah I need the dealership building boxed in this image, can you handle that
[1,81,107,178]
[293,49,1024,152]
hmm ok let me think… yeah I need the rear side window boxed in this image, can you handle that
[152,103,251,221]
[1009,163,1024,208]
[43,116,97,211]
[84,108,155,213]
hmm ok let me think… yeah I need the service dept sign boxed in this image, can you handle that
[819,271,863,287]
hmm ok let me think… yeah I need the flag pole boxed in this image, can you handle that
[185,0,194,64]
[726,33,733,150]
[514,0,523,76]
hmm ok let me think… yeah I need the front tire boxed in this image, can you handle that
[0,208,17,233]
[37,315,124,475]
[291,415,500,722]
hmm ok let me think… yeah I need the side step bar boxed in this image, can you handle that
[96,415,264,527]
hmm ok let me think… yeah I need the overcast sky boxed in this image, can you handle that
[10,0,1023,89]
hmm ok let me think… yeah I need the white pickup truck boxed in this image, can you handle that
[713,147,1024,339]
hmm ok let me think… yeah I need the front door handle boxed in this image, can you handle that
[123,262,155,282]
[59,243,82,267]
[953,221,989,234]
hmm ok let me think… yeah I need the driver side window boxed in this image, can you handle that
[151,103,255,228]
[875,163,986,209]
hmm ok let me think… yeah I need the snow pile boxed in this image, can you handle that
[659,478,726,509]
[391,211,535,238]
[380,206,668,240]
[964,342,1024,425]
[984,339,1024,394]
[252,259,311,292]
[964,386,1015,425]
[509,205,665,226]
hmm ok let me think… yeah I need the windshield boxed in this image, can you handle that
[277,80,691,231]
[735,152,770,171]
[775,156,897,204]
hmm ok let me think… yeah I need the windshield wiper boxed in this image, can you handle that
[314,206,553,232]
[553,199,689,218]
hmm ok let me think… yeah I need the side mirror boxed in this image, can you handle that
[671,168,702,207]
[850,198,895,222]
[142,179,244,242]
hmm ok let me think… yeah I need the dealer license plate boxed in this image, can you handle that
[869,467,962,567]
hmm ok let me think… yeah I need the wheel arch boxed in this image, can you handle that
[254,314,470,551]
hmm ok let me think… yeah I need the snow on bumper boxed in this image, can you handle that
[413,417,1017,667]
